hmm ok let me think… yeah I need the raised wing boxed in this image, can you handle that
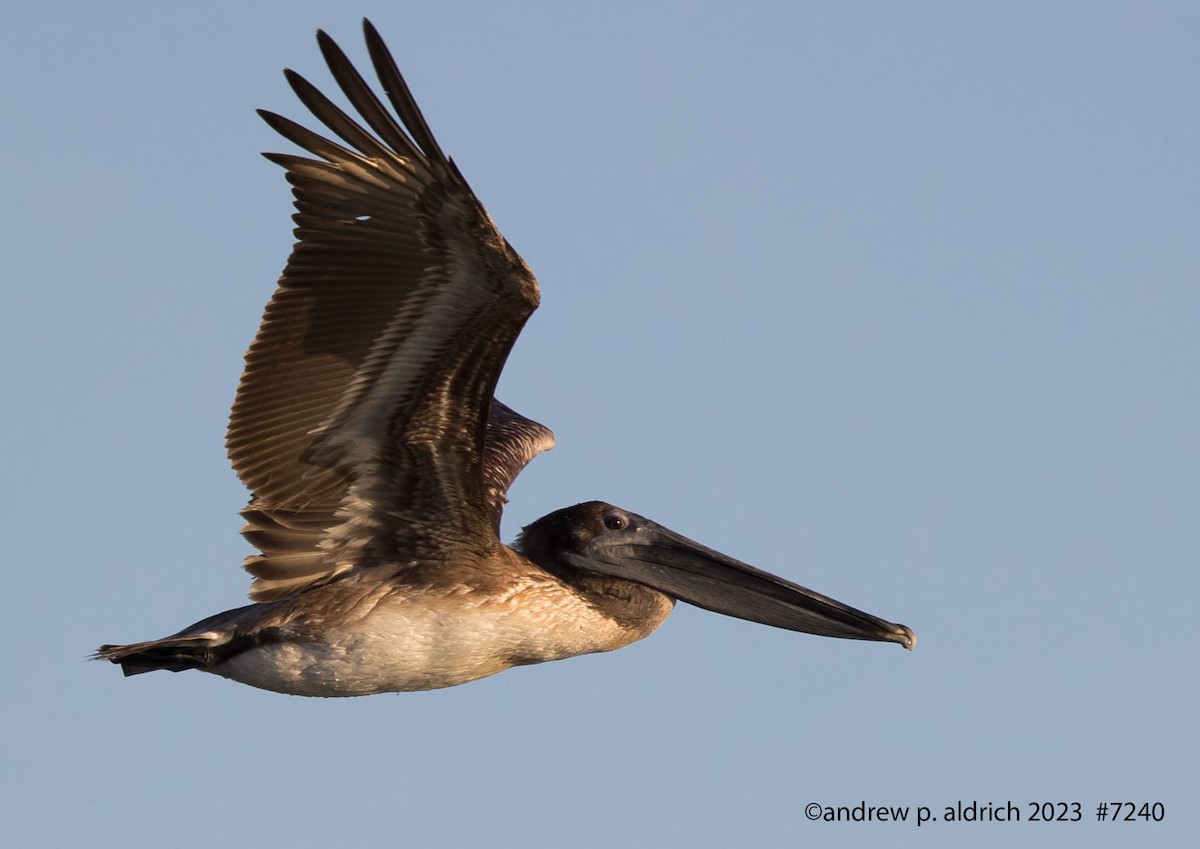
[482,400,555,531]
[226,21,543,601]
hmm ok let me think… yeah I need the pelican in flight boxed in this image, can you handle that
[97,21,914,697]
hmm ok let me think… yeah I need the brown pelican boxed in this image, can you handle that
[96,21,914,697]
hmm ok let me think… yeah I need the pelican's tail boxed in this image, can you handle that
[94,635,219,676]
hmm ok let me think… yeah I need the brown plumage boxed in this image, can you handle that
[97,21,913,697]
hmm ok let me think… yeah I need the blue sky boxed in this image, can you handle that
[4,2,1197,847]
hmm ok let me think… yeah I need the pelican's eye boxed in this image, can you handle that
[603,513,627,531]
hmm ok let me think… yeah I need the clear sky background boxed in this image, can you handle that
[4,2,1197,847]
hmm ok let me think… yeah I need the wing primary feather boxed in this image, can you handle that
[361,19,449,166]
[316,30,425,163]
[281,69,397,163]
[257,109,368,168]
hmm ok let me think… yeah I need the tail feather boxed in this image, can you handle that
[94,635,220,676]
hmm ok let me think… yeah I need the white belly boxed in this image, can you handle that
[212,590,648,697]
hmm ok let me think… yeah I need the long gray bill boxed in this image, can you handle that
[564,524,915,649]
